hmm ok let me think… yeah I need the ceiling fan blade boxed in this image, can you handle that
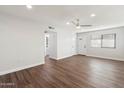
[71,18,92,28]
[80,25,92,27]
[76,19,80,22]
[76,19,80,26]
[71,21,77,26]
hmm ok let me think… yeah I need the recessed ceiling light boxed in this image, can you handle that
[66,22,70,25]
[76,26,81,29]
[91,13,96,17]
[26,5,32,9]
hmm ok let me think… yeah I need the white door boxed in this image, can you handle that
[77,35,87,55]
[45,31,57,59]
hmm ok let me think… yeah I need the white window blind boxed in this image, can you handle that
[102,34,116,48]
[91,35,102,47]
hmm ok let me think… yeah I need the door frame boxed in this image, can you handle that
[76,33,87,56]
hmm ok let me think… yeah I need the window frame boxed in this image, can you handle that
[90,33,116,49]
[101,33,116,49]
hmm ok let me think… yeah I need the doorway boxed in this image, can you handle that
[45,31,57,60]
[77,33,87,55]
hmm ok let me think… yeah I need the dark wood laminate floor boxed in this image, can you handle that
[0,55,124,88]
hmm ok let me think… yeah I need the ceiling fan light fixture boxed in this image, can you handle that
[76,26,81,29]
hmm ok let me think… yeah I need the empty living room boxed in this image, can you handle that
[0,0,124,91]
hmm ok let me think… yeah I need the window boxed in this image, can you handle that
[91,35,102,47]
[91,33,116,48]
[102,34,116,48]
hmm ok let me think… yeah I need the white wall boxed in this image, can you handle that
[45,28,76,60]
[77,27,124,61]
[57,28,76,59]
[0,13,77,75]
[0,14,45,75]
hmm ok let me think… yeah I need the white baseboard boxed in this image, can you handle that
[49,56,58,60]
[87,54,124,61]
[57,55,74,60]
[0,62,44,76]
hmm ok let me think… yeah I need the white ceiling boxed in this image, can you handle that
[0,5,124,31]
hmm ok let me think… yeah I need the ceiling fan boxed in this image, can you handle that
[48,26,55,30]
[70,19,92,29]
